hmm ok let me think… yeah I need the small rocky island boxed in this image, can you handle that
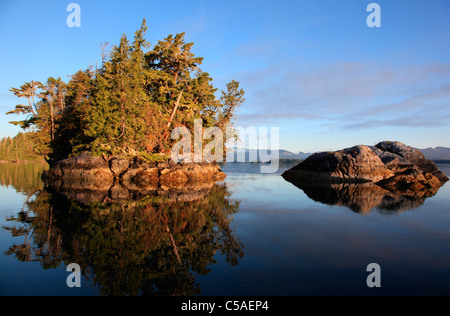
[7,21,244,206]
[282,141,449,213]
[283,141,448,188]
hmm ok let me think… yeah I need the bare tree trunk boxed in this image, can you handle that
[50,102,54,141]
[60,94,65,111]
[165,223,182,265]
[27,97,37,117]
[166,89,184,130]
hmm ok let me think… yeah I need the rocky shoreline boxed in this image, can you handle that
[43,152,226,204]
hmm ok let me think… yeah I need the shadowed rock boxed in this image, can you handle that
[373,141,449,184]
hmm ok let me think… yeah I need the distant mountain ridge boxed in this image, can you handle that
[226,148,313,162]
[418,147,450,160]
[226,146,450,162]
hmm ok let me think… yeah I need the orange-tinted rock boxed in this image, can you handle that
[375,141,449,184]
[44,152,227,202]
[160,169,189,189]
[282,145,394,183]
[282,141,448,213]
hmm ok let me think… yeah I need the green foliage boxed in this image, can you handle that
[51,69,95,160]
[0,132,44,162]
[136,151,169,163]
[6,19,244,163]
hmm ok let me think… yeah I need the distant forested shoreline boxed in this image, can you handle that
[0,133,45,162]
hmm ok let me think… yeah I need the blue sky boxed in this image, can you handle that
[1,0,449,153]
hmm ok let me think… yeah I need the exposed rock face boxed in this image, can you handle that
[282,141,448,201]
[48,152,115,190]
[44,152,226,204]
[282,145,394,183]
[373,141,449,184]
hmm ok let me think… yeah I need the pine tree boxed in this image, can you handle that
[6,21,245,162]
[145,32,203,142]
[51,68,94,161]
[7,81,43,129]
[218,80,245,130]
[0,133,42,161]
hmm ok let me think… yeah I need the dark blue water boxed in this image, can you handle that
[1,162,449,295]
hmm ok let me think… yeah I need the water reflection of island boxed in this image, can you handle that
[3,183,243,296]
[284,181,440,215]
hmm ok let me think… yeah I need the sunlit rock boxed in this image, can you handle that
[282,141,448,214]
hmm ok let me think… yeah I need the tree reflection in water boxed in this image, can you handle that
[3,184,243,296]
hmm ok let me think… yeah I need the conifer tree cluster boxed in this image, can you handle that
[0,133,43,162]
[6,20,244,163]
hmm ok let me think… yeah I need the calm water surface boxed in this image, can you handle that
[0,162,449,295]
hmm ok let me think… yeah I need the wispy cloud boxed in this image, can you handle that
[236,60,450,131]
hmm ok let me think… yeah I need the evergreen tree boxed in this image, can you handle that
[145,32,203,142]
[0,133,43,161]
[51,69,95,161]
[6,20,244,162]
[7,81,43,129]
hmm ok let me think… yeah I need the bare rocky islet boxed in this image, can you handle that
[282,141,449,196]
